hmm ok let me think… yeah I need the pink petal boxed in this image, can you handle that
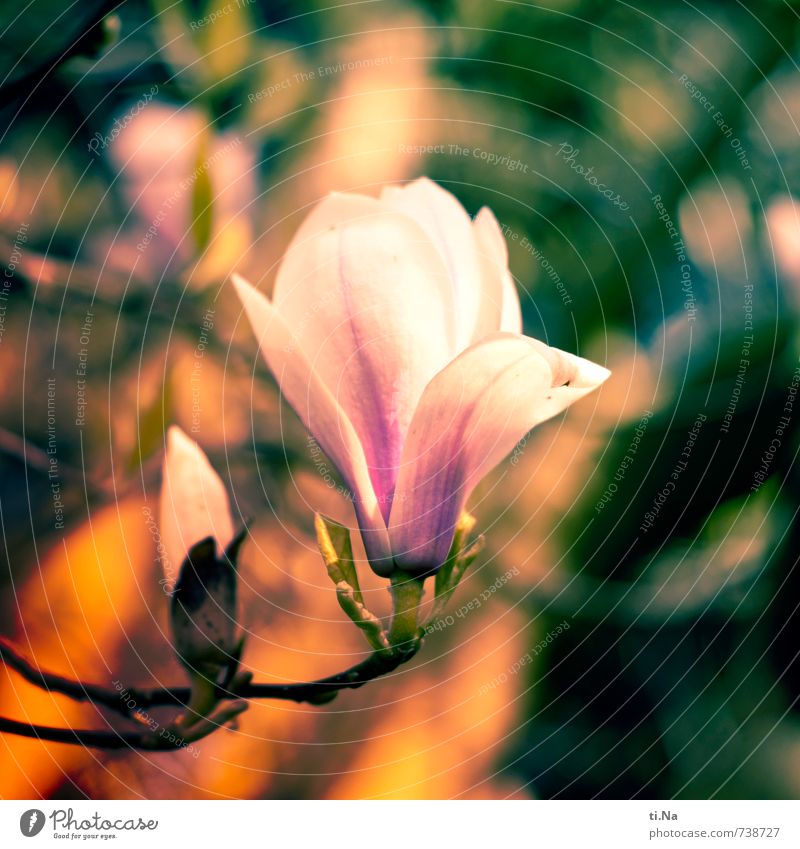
[232,273,392,567]
[160,426,235,593]
[272,192,457,518]
[381,177,484,348]
[388,333,610,570]
[473,206,523,336]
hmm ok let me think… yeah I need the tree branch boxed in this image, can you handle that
[0,638,417,749]
[0,638,140,716]
[0,716,150,749]
[241,648,412,703]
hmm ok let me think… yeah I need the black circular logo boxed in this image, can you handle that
[19,809,45,837]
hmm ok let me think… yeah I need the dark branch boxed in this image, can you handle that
[0,638,140,716]
[0,637,413,710]
[0,638,417,749]
[0,716,149,749]
[241,648,412,703]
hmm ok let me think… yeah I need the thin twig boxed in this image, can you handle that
[0,716,150,749]
[0,638,417,749]
[0,638,139,716]
[241,649,412,703]
[0,637,411,709]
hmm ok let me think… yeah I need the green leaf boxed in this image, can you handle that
[126,374,172,473]
[197,0,254,84]
[190,137,214,254]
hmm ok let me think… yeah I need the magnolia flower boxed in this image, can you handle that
[233,178,609,576]
[766,195,800,290]
[160,426,240,676]
[160,426,235,587]
[98,101,254,286]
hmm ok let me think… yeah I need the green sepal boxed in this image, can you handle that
[315,514,390,654]
[315,513,363,602]
[428,512,484,625]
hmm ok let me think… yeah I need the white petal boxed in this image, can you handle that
[232,273,392,567]
[160,426,235,593]
[381,177,484,348]
[272,192,457,516]
[388,333,610,570]
[473,206,523,337]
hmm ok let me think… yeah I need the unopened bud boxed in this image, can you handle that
[160,426,243,681]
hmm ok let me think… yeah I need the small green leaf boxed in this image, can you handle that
[190,138,214,254]
[126,374,172,473]
[197,0,253,84]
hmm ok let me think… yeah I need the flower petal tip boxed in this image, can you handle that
[231,271,255,298]
[166,423,197,458]
[578,359,612,389]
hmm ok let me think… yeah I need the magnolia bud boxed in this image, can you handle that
[160,426,235,594]
[160,427,242,680]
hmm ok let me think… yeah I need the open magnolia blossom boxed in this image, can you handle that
[233,177,610,576]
